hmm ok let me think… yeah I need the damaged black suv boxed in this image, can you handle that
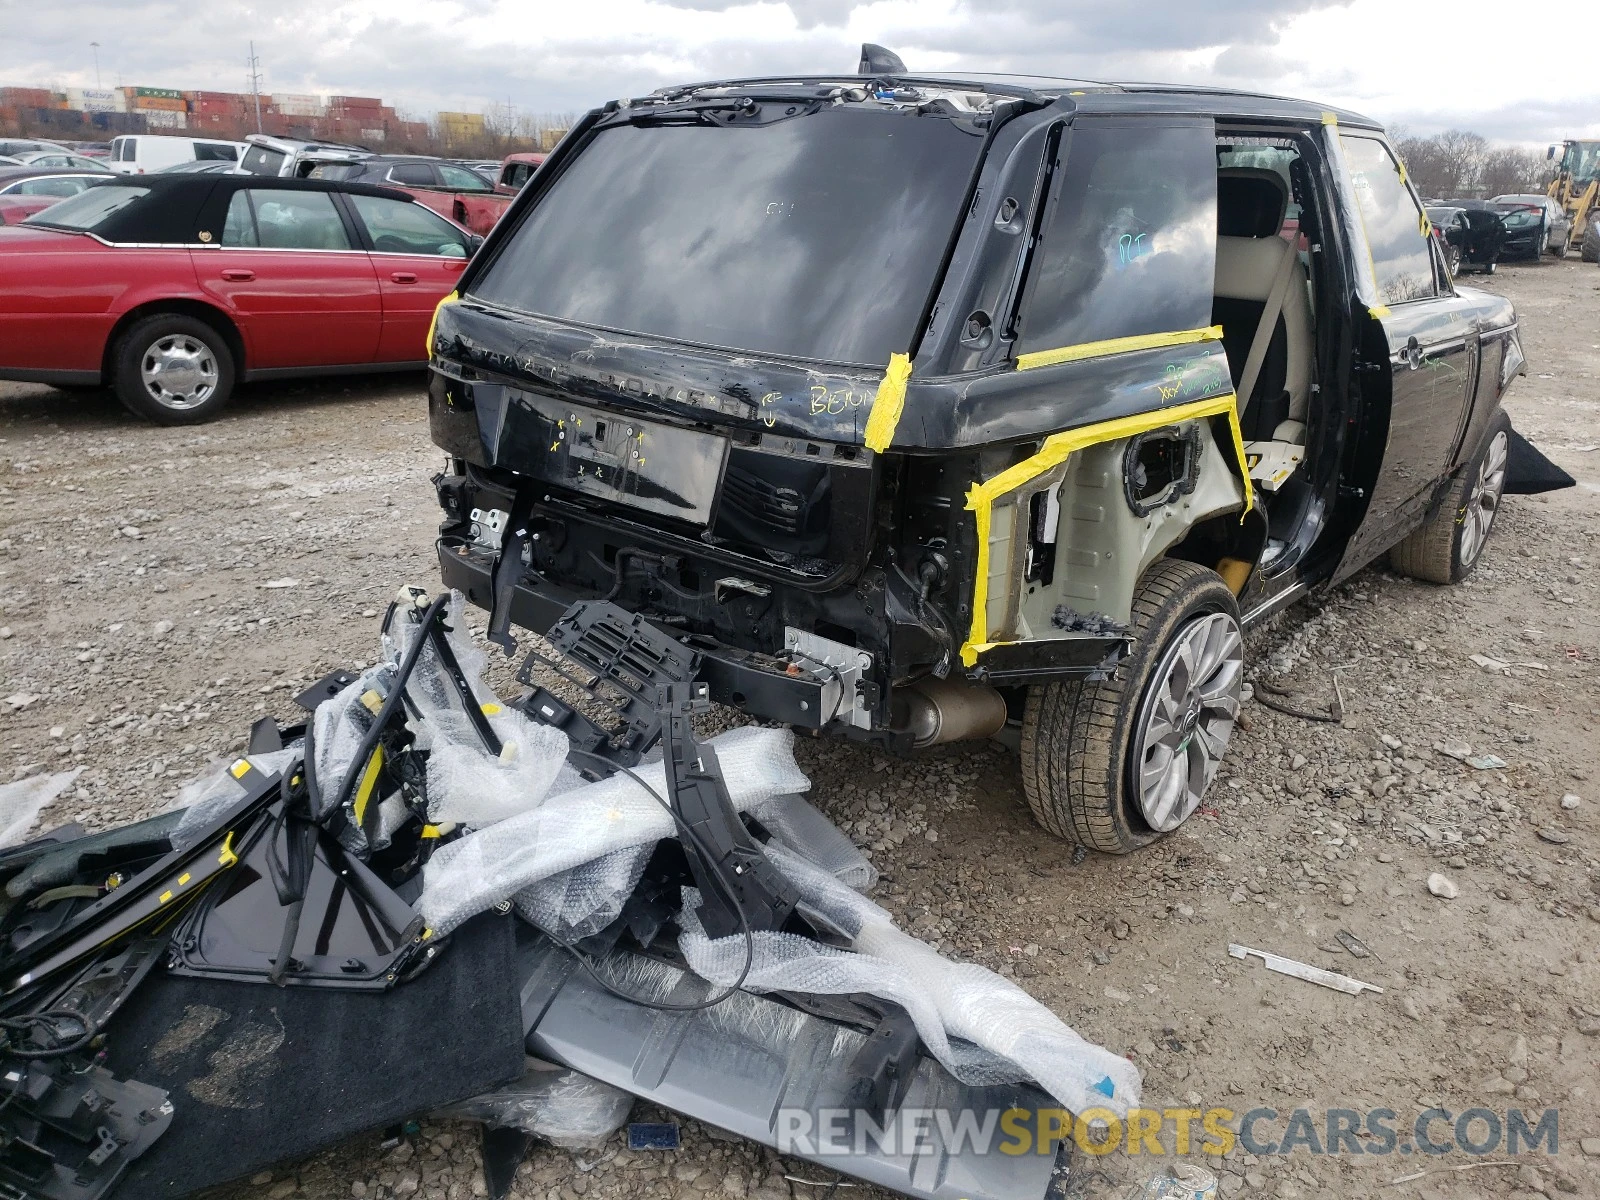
[428,60,1562,853]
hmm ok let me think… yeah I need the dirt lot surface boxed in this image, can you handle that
[2,260,1597,1200]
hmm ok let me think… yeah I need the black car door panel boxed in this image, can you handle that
[1330,132,1480,582]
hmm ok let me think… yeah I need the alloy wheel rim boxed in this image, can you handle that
[1460,430,1508,567]
[1130,610,1244,832]
[140,334,218,410]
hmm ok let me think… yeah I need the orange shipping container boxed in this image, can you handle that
[1,87,52,107]
[133,95,188,113]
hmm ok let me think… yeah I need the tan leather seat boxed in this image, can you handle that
[1214,169,1313,444]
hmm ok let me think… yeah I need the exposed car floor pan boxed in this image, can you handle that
[515,930,1073,1200]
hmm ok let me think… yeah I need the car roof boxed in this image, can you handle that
[0,166,106,185]
[643,73,1383,130]
[24,173,422,242]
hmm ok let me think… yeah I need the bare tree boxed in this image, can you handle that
[1479,146,1554,198]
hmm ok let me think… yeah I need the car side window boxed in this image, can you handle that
[1016,115,1218,356]
[1339,135,1437,305]
[387,164,436,187]
[349,194,467,257]
[17,177,89,197]
[240,189,351,250]
[439,164,490,192]
[221,191,259,246]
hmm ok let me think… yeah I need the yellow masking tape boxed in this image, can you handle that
[218,832,238,868]
[426,290,459,358]
[352,745,385,827]
[862,352,912,453]
[229,759,251,780]
[1368,305,1391,319]
[959,392,1253,667]
[1016,326,1222,372]
[1321,111,1338,126]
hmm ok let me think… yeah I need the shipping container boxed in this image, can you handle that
[271,93,324,117]
[131,95,187,113]
[132,86,183,100]
[1,87,53,107]
[65,86,126,113]
[141,109,188,129]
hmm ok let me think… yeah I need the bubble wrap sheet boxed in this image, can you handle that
[418,725,809,936]
[435,1062,633,1150]
[677,843,1142,1117]
[391,596,571,828]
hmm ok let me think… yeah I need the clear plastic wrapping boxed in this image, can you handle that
[417,725,811,935]
[0,768,83,848]
[434,1062,634,1150]
[676,841,1143,1118]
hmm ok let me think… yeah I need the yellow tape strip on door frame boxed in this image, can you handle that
[1015,325,1223,372]
[959,391,1253,667]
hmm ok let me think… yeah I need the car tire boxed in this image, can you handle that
[112,314,235,425]
[1484,259,1497,275]
[1582,236,1600,263]
[1020,559,1243,854]
[1388,410,1511,585]
[1446,245,1462,277]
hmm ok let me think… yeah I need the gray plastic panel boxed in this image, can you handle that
[516,935,1070,1200]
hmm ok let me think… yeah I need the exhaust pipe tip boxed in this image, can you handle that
[898,679,1008,748]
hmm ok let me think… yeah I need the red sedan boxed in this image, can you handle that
[0,175,478,423]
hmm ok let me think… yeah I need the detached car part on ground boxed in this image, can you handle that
[0,589,1132,1200]
[428,60,1573,857]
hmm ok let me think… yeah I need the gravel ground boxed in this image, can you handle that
[1,260,1597,1200]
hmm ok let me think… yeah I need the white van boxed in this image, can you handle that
[107,135,247,175]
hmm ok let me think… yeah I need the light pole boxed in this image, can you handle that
[90,42,100,88]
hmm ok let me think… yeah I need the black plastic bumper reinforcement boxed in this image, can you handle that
[442,544,836,728]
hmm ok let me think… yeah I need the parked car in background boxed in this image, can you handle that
[0,156,20,167]
[108,135,248,175]
[1425,205,1466,275]
[1437,200,1508,273]
[0,139,70,158]
[156,160,246,174]
[307,154,512,235]
[1490,194,1571,257]
[449,159,501,183]
[1483,195,1565,259]
[237,133,370,179]
[492,151,545,195]
[0,168,114,225]
[0,175,480,423]
[14,150,114,173]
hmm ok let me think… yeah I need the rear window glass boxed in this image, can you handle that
[196,142,238,161]
[1017,116,1218,357]
[466,106,985,366]
[306,163,363,181]
[240,145,285,176]
[24,184,147,229]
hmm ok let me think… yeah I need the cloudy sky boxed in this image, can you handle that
[4,0,1594,145]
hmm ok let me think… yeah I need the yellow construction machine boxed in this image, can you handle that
[1548,140,1600,258]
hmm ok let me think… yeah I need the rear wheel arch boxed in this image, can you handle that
[101,299,246,383]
